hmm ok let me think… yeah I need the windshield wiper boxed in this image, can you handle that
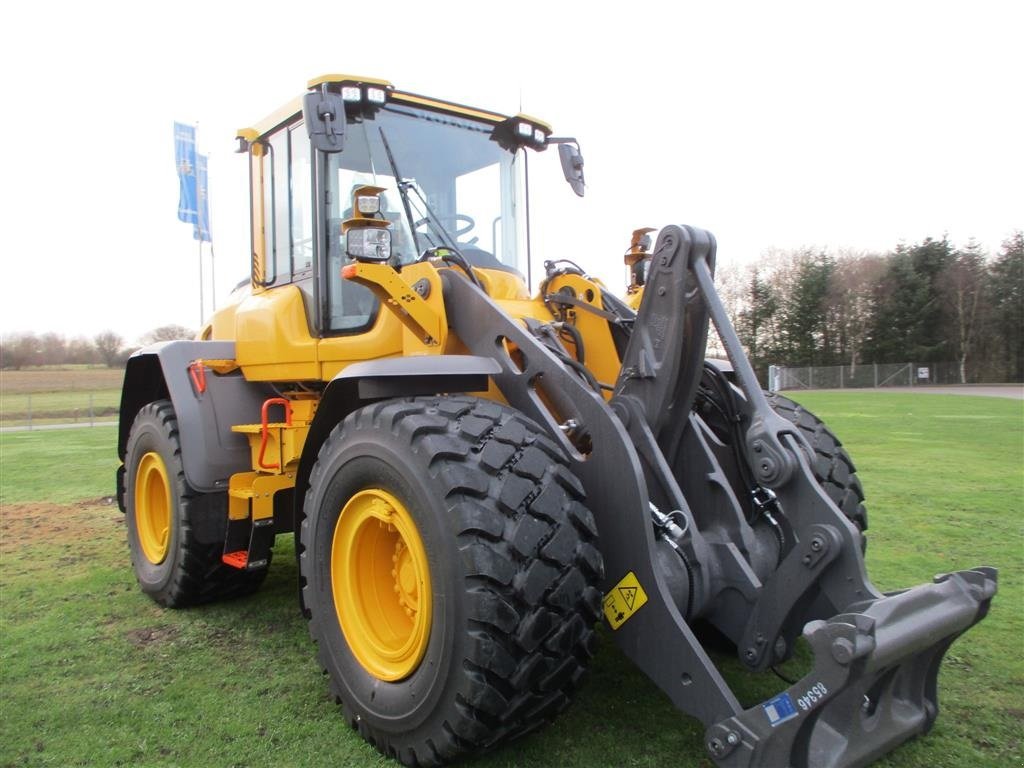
[378,127,466,255]
[376,127,483,290]
[377,127,423,257]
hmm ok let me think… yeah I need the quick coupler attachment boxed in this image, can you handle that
[705,567,996,768]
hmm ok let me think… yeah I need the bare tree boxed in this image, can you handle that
[37,333,66,366]
[0,333,39,369]
[66,336,98,365]
[828,251,886,373]
[94,331,125,368]
[941,241,988,383]
[142,325,196,344]
[708,260,746,358]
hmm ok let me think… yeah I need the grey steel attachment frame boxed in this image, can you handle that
[442,225,997,768]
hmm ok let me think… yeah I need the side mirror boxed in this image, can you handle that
[557,142,585,197]
[303,90,346,153]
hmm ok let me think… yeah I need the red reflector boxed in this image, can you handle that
[341,264,358,279]
[188,361,207,395]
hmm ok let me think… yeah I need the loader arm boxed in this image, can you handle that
[443,269,746,727]
[622,226,996,767]
[446,225,997,768]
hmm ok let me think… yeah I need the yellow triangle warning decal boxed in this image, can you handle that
[603,571,648,630]
[618,586,637,611]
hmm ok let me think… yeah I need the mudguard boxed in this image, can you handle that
[291,354,502,529]
[118,341,276,494]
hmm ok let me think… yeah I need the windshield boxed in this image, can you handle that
[324,104,526,332]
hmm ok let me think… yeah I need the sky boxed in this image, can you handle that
[1,0,1020,344]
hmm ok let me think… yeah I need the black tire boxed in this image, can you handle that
[300,396,604,766]
[767,392,868,536]
[124,400,269,607]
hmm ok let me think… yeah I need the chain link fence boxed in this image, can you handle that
[1,391,120,429]
[768,362,966,391]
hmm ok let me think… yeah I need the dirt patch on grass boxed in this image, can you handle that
[0,497,122,555]
[126,625,179,647]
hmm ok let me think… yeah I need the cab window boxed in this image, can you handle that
[261,124,313,285]
[321,106,525,333]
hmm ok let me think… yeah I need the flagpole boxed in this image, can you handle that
[196,121,204,326]
[209,152,216,312]
[198,241,204,326]
[211,241,217,311]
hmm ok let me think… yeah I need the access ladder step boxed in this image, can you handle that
[222,517,275,571]
[222,551,250,569]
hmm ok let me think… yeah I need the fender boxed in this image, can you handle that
[704,357,735,379]
[118,341,277,501]
[292,354,501,535]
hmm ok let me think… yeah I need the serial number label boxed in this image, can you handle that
[796,682,829,711]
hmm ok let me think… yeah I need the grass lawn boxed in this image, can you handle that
[0,390,121,425]
[0,393,1021,767]
[0,425,119,505]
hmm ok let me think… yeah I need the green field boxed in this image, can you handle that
[0,425,119,504]
[1,392,1021,767]
[0,368,124,427]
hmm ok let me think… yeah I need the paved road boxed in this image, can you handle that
[837,385,1023,400]
[0,421,117,434]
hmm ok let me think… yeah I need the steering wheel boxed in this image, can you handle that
[414,214,478,246]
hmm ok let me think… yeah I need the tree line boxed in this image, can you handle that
[3,233,1022,384]
[0,326,195,369]
[713,232,1022,384]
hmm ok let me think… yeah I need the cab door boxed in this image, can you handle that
[234,122,319,380]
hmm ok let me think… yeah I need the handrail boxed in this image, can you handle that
[258,397,293,470]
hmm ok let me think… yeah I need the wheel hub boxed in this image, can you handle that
[134,451,171,564]
[331,488,432,681]
[393,539,421,615]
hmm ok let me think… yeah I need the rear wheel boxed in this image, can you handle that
[696,366,868,537]
[767,392,868,536]
[124,400,269,606]
[300,396,604,766]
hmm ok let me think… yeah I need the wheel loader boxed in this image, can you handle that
[117,74,996,768]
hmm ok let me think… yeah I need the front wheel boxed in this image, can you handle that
[300,396,604,766]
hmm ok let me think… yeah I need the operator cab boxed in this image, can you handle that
[237,75,568,339]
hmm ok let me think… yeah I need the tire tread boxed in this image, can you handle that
[767,393,869,533]
[300,396,604,766]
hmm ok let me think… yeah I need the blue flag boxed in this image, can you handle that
[174,122,198,224]
[194,153,212,242]
[175,122,212,243]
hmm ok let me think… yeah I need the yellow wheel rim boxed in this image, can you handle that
[331,488,432,682]
[135,451,171,564]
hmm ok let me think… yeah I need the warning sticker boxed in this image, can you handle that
[603,571,649,630]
